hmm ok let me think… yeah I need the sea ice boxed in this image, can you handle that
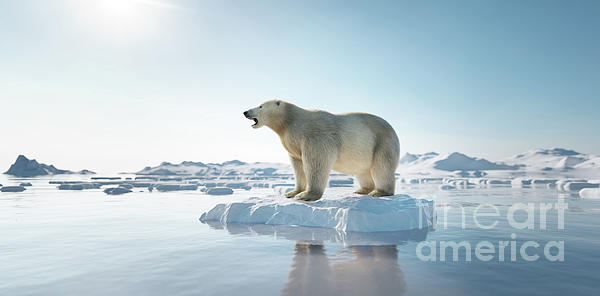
[200,195,435,232]
[0,186,26,192]
[486,179,511,185]
[511,178,532,187]
[556,179,586,192]
[206,187,234,195]
[439,184,456,190]
[104,187,132,195]
[564,182,599,192]
[579,188,600,199]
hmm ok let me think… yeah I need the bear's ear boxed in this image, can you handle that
[276,100,281,106]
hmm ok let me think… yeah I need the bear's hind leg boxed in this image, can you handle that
[369,147,398,197]
[369,169,395,197]
[285,156,306,198]
[354,172,375,195]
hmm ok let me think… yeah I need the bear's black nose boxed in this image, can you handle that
[243,111,249,117]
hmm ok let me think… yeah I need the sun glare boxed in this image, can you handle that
[67,0,177,43]
[98,0,137,16]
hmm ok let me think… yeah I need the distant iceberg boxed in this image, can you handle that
[200,195,435,232]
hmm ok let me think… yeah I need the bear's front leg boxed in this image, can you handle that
[284,156,306,198]
[294,148,336,202]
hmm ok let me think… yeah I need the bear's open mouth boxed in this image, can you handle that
[251,118,258,126]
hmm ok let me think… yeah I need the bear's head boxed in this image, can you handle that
[243,99,285,129]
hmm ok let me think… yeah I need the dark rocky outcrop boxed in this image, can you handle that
[4,155,95,177]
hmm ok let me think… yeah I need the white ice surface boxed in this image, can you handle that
[200,194,435,232]
[579,188,600,199]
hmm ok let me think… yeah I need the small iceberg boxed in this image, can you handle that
[200,195,435,232]
[579,188,600,199]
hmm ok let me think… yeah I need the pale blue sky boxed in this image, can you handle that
[1,0,599,173]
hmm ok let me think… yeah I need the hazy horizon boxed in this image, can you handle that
[2,0,599,173]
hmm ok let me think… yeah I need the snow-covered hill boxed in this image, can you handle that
[136,160,292,176]
[134,148,599,179]
[397,152,520,176]
[398,148,599,179]
[504,148,590,171]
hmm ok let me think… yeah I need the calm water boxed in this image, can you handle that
[1,175,599,296]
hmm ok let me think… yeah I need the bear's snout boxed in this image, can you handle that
[243,111,250,118]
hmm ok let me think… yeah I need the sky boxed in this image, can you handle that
[1,0,599,174]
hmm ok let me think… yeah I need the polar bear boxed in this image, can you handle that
[243,100,400,201]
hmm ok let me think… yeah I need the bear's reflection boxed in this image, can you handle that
[203,221,429,296]
[282,243,404,296]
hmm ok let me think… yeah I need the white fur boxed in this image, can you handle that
[244,100,400,201]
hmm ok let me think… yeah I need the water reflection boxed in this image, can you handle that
[282,243,405,296]
[203,222,429,296]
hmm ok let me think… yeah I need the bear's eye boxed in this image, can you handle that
[260,106,262,108]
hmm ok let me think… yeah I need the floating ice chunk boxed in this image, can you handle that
[531,179,557,186]
[118,183,134,190]
[556,179,586,192]
[420,177,443,184]
[402,178,421,184]
[206,187,234,195]
[454,180,474,188]
[579,188,600,199]
[104,187,132,195]
[225,182,250,189]
[439,184,456,190]
[1,186,26,192]
[564,182,599,192]
[155,184,198,192]
[486,179,511,185]
[511,178,532,187]
[199,195,435,232]
[91,177,121,180]
[58,183,100,190]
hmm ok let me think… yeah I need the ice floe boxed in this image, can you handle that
[206,187,234,195]
[579,188,600,199]
[200,195,435,232]
[563,182,599,192]
[104,187,132,195]
[1,186,26,192]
